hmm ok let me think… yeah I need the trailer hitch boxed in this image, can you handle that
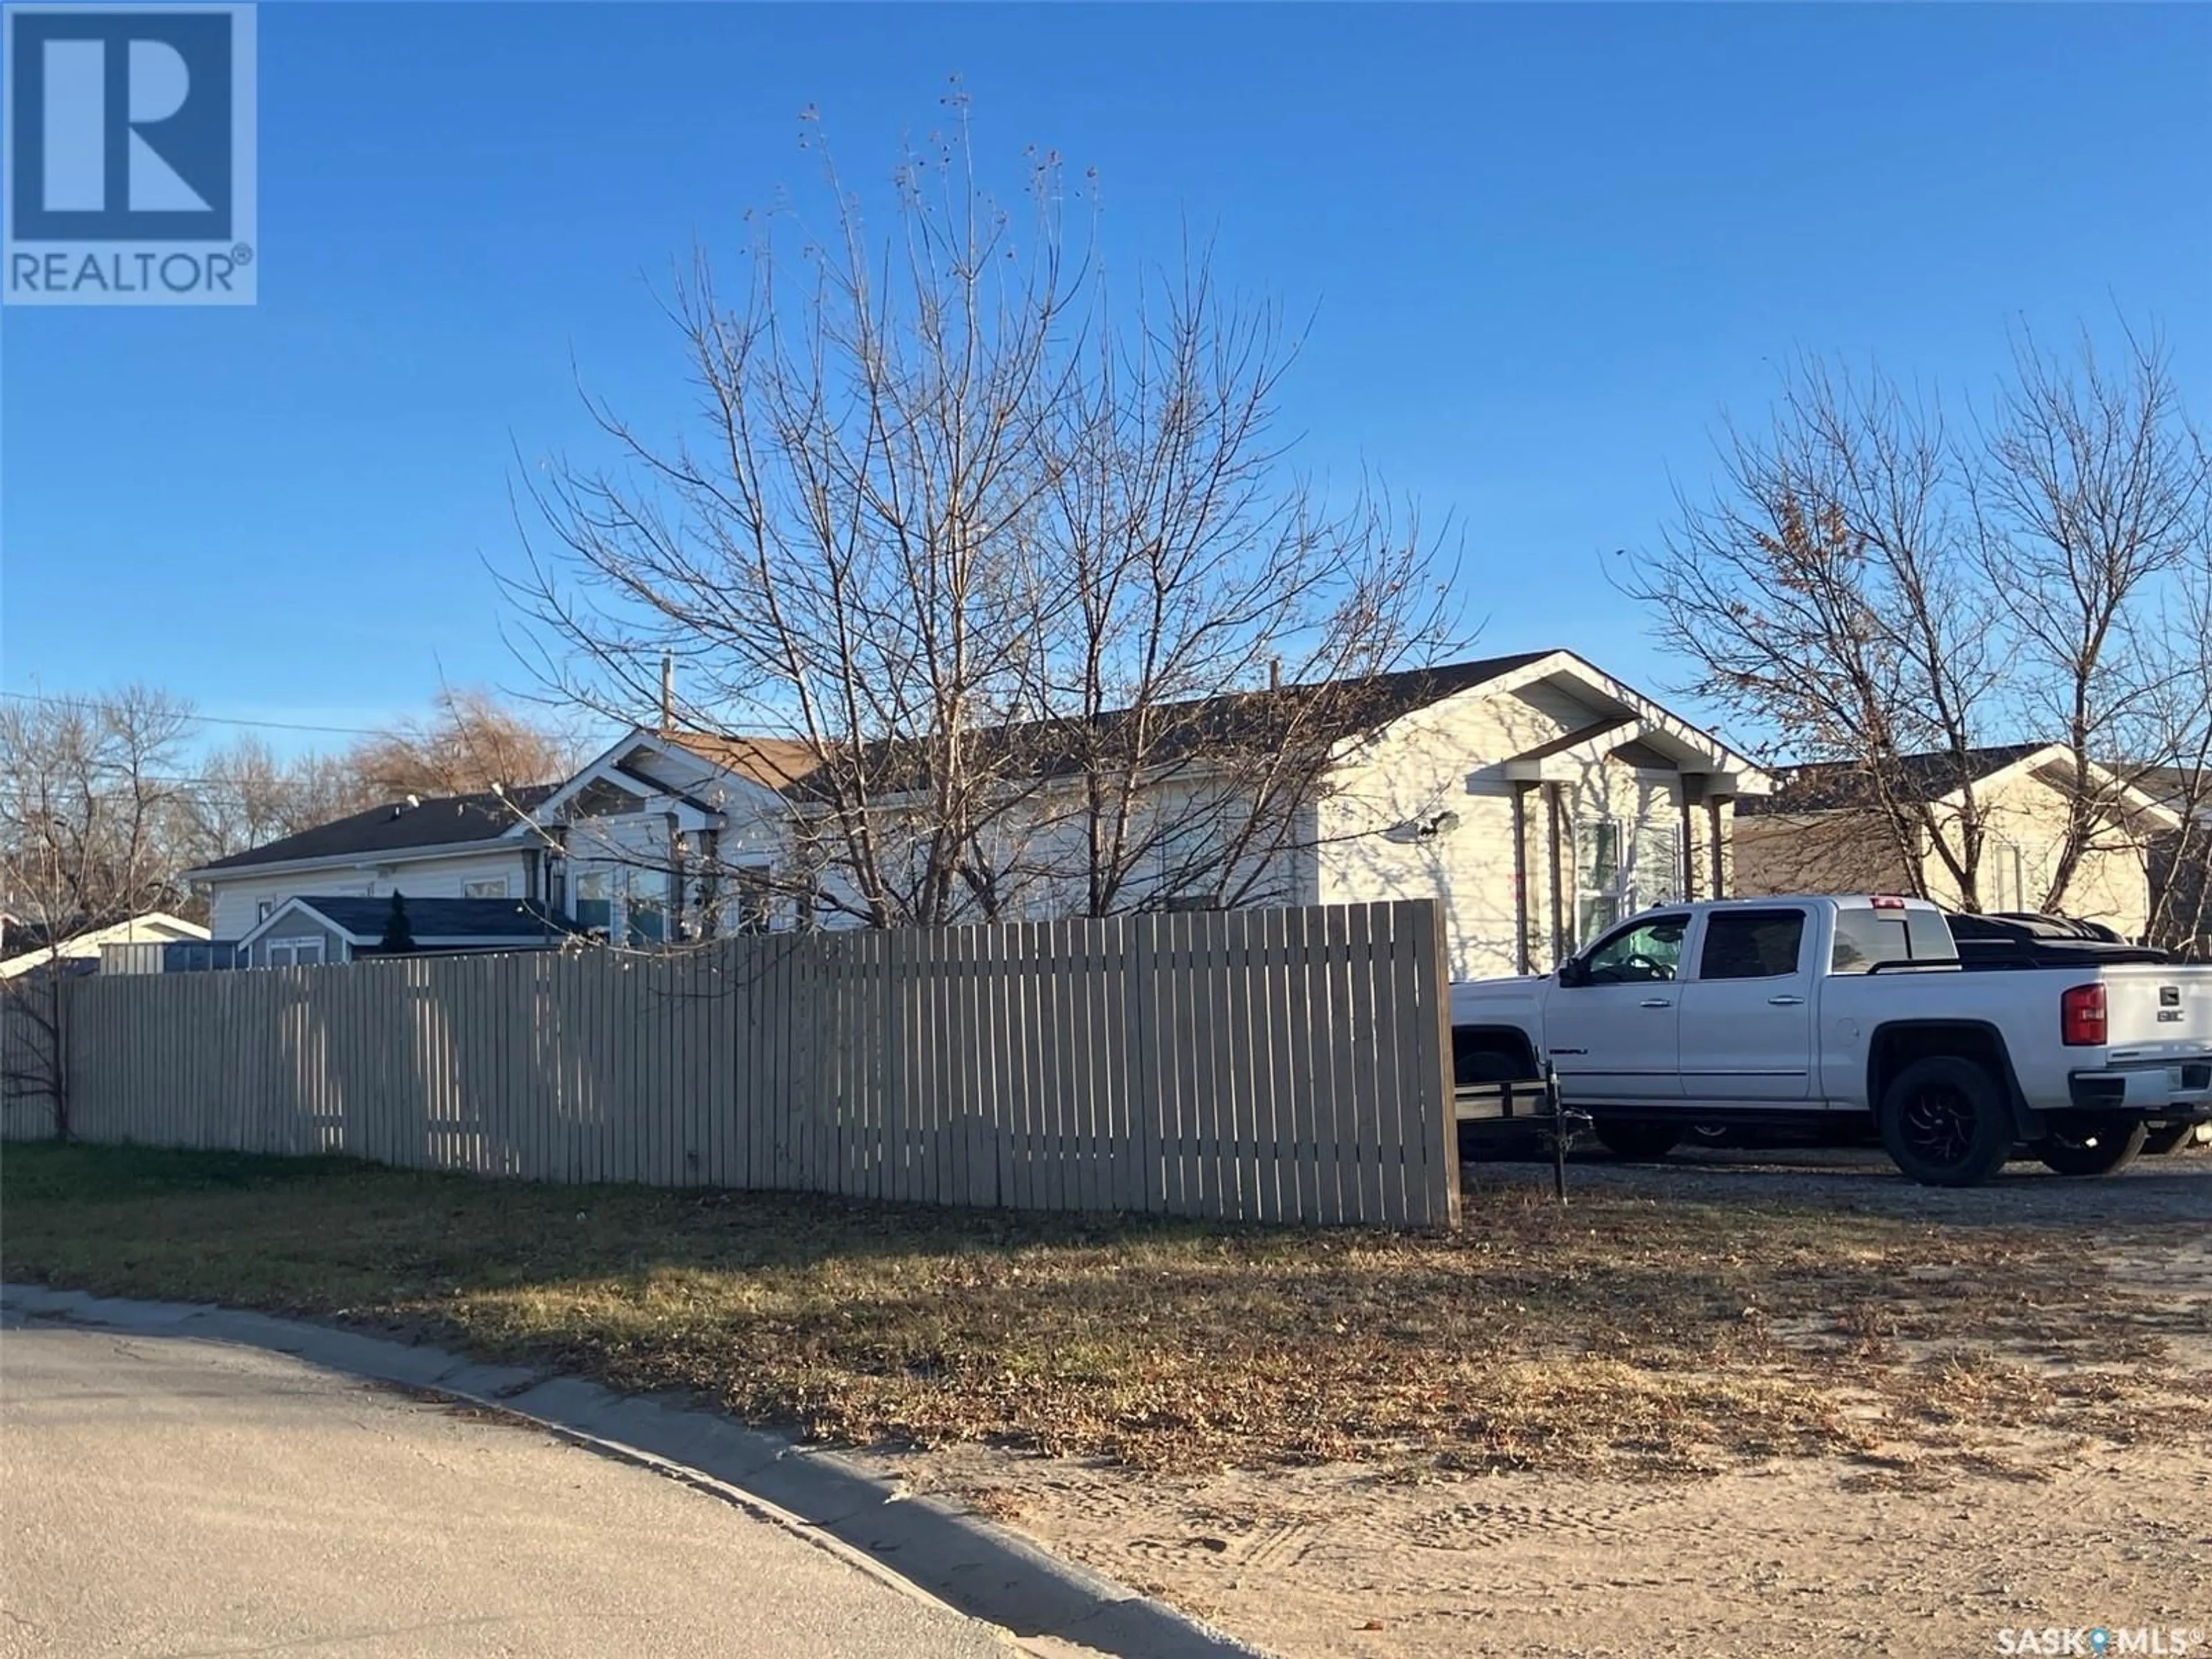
[1543,1062,1590,1202]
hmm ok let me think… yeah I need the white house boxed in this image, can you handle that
[183,737,809,961]
[1296,650,1770,976]
[187,649,1770,979]
[187,787,565,944]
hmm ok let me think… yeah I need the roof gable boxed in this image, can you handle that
[529,730,801,823]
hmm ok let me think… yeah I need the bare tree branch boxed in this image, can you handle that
[506,95,1461,927]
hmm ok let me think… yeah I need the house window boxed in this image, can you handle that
[561,778,647,821]
[464,877,510,899]
[571,870,612,934]
[256,899,275,923]
[1575,819,1625,943]
[1987,839,2028,912]
[626,867,673,948]
[1574,816,1681,946]
[266,937,324,968]
[732,868,775,935]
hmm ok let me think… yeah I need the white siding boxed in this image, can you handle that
[206,848,533,941]
[1926,768,2152,938]
[1736,766,2155,940]
[1316,682,1703,980]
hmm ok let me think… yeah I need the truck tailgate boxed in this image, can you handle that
[2105,966,2212,1059]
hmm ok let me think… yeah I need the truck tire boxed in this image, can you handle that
[1592,1119,1681,1161]
[2035,1116,2148,1177]
[1878,1055,2013,1187]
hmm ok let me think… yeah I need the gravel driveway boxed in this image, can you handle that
[1474,1137,2212,1225]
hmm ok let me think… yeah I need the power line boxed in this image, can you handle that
[0,689,385,738]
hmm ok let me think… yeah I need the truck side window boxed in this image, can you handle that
[1581,914,1689,984]
[1699,910,1806,980]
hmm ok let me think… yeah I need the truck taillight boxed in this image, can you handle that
[2061,983,2107,1047]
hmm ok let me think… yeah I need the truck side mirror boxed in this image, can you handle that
[1558,957,1587,988]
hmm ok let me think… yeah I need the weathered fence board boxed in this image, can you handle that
[1,901,1461,1228]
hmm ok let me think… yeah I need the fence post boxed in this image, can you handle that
[1415,898,1462,1229]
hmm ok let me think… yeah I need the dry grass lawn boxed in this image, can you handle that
[3,1143,2198,1484]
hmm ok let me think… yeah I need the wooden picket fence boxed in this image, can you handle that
[0,901,1460,1228]
[1,977,63,1131]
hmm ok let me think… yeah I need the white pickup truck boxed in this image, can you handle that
[1450,894,2212,1186]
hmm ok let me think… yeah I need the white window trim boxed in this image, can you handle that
[266,937,325,968]
[1574,813,1682,947]
[463,877,510,899]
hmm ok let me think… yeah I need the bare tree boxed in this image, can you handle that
[0,687,195,1137]
[2137,531,2212,956]
[1968,326,2212,912]
[180,735,372,865]
[1630,328,2210,919]
[997,254,1450,918]
[347,686,580,801]
[1624,359,2009,906]
[510,95,1456,929]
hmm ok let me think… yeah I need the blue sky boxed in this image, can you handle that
[5,2,2207,757]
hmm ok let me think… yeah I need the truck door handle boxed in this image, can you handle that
[1767,994,1806,1006]
[1639,998,1672,1009]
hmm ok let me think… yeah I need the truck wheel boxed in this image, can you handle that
[2141,1123,2194,1157]
[1878,1056,2012,1187]
[1592,1119,1681,1161]
[2036,1116,2148,1177]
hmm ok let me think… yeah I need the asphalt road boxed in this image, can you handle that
[0,1324,1012,1659]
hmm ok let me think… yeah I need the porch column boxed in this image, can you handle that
[1510,783,1534,975]
[1680,788,1700,900]
[1707,795,1730,897]
[1545,782,1568,965]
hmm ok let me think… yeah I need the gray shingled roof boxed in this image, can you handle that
[1737,743,2051,817]
[752,651,1562,800]
[192,785,559,874]
[285,896,579,941]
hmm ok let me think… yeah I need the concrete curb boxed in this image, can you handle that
[1,1282,1268,1659]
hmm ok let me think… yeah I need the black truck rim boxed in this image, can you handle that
[1901,1083,1976,1167]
